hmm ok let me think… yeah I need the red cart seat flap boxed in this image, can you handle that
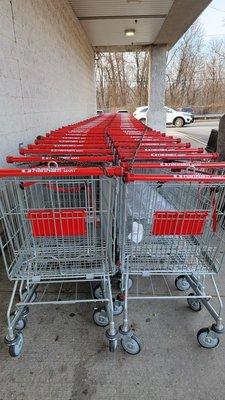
[152,211,209,236]
[27,209,87,237]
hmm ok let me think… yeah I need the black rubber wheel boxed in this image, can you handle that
[197,327,220,349]
[187,293,202,312]
[175,275,190,291]
[93,285,104,300]
[121,334,142,355]
[140,118,146,125]
[8,333,24,358]
[113,300,124,316]
[15,317,27,331]
[174,117,185,128]
[93,308,109,327]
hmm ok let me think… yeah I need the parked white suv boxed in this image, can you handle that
[133,106,193,127]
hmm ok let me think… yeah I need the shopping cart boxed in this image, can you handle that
[117,170,225,354]
[106,115,219,165]
[0,166,122,357]
[6,114,116,167]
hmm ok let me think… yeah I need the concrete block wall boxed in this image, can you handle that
[0,0,96,165]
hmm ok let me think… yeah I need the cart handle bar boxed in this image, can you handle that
[6,155,114,163]
[122,162,225,170]
[120,153,218,160]
[0,166,123,178]
[125,173,225,183]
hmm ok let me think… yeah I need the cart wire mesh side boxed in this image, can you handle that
[0,166,122,356]
[117,172,225,352]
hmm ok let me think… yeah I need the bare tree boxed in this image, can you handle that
[96,22,225,114]
[201,40,225,113]
[96,51,149,112]
[166,22,204,109]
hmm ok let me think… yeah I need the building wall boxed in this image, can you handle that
[0,0,96,165]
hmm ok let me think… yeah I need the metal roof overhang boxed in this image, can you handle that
[68,0,212,51]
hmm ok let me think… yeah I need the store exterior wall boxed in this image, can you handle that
[0,0,96,165]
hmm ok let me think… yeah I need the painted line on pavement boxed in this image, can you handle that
[176,131,207,146]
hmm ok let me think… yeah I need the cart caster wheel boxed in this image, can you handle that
[109,339,117,352]
[187,293,202,312]
[7,333,24,358]
[175,275,190,291]
[121,334,142,355]
[93,308,109,327]
[118,277,133,291]
[15,317,27,331]
[93,285,104,299]
[113,300,124,316]
[10,312,27,331]
[197,327,220,349]
[22,289,37,303]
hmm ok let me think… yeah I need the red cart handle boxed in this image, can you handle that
[28,143,108,149]
[125,173,225,183]
[35,138,107,144]
[6,155,114,164]
[119,153,218,161]
[0,166,123,178]
[122,162,225,170]
[20,148,112,155]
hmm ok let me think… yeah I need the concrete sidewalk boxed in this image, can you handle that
[0,266,225,400]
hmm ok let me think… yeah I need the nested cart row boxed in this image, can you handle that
[7,113,116,167]
[1,114,124,357]
[1,112,225,357]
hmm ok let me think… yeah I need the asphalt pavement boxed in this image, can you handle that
[167,120,219,147]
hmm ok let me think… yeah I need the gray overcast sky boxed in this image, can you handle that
[200,0,225,37]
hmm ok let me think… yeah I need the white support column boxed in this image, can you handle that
[146,45,167,132]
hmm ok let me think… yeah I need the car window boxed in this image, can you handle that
[141,107,148,113]
[182,108,193,113]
